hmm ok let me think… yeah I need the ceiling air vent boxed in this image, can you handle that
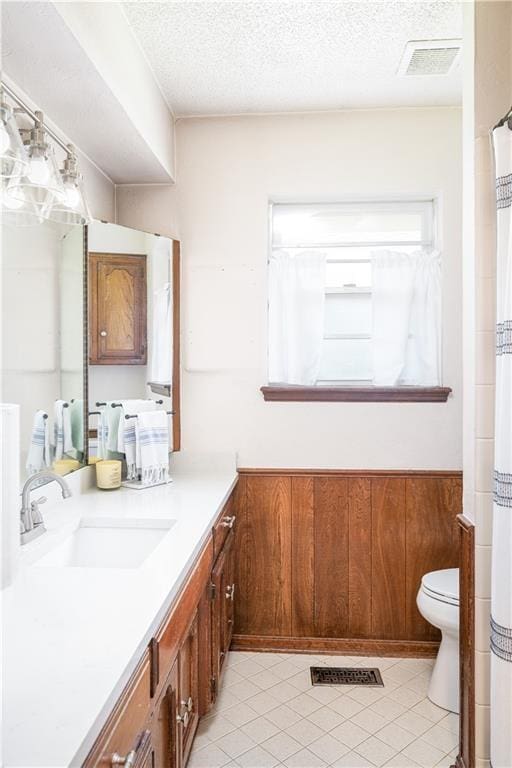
[398,39,462,76]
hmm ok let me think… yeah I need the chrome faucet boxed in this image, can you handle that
[20,471,72,545]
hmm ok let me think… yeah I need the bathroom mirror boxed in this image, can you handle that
[1,217,87,484]
[86,221,181,458]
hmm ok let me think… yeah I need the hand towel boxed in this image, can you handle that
[116,400,157,479]
[26,409,50,475]
[70,399,84,457]
[54,400,73,460]
[97,405,109,460]
[149,282,172,384]
[135,410,170,486]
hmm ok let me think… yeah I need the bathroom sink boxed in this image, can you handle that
[36,517,176,569]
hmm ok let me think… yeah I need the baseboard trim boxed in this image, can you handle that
[232,634,440,658]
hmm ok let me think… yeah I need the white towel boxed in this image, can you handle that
[70,399,84,456]
[53,400,73,460]
[136,410,170,486]
[150,282,172,384]
[116,400,158,479]
[97,405,109,460]
[26,410,50,475]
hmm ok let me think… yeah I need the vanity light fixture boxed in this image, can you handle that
[8,110,66,209]
[47,144,91,226]
[0,90,28,179]
[0,82,91,227]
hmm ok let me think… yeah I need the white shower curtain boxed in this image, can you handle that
[490,124,512,768]
[372,250,441,386]
[268,249,326,385]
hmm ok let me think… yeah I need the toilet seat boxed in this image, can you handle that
[421,568,459,607]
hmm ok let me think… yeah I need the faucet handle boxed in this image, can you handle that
[30,496,47,526]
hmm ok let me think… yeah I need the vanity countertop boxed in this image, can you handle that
[2,453,238,768]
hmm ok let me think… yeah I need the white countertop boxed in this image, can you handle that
[2,453,238,768]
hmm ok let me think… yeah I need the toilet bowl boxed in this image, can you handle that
[416,567,459,714]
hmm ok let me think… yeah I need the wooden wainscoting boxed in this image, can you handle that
[233,469,462,657]
[454,514,475,768]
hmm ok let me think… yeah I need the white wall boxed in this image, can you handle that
[116,184,180,239]
[163,108,462,469]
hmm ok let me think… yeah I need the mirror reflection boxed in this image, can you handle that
[1,218,86,483]
[87,221,177,484]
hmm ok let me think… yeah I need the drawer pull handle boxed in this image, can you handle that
[111,751,136,767]
[226,583,235,601]
[220,515,236,529]
[111,730,150,767]
[181,696,194,713]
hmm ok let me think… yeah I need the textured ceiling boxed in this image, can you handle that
[122,1,463,117]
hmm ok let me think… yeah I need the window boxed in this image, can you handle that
[265,200,450,402]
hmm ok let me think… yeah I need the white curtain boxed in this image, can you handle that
[372,250,441,386]
[490,124,512,768]
[269,249,326,385]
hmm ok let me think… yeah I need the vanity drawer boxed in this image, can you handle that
[83,653,151,767]
[213,493,237,561]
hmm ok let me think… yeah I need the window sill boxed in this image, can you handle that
[260,385,452,403]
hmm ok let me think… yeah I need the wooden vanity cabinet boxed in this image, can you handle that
[82,483,238,768]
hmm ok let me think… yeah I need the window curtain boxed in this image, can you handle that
[269,249,326,385]
[490,124,512,768]
[371,250,441,386]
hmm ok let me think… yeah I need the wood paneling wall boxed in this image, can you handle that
[234,470,462,656]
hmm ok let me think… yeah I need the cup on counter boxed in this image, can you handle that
[96,459,122,490]
[53,459,80,476]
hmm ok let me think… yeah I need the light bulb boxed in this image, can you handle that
[27,156,50,185]
[64,184,80,209]
[0,124,10,155]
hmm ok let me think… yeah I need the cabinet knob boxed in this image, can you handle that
[100,330,107,337]
[177,709,189,727]
[220,515,236,529]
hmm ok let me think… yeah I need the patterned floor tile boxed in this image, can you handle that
[189,652,453,768]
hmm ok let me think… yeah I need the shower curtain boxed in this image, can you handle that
[491,123,512,768]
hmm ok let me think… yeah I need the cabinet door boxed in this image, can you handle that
[178,613,200,765]
[151,659,180,768]
[89,252,147,365]
[210,530,235,703]
[223,531,235,655]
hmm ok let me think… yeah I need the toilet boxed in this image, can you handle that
[416,567,460,714]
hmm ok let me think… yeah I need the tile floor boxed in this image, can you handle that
[189,652,458,768]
